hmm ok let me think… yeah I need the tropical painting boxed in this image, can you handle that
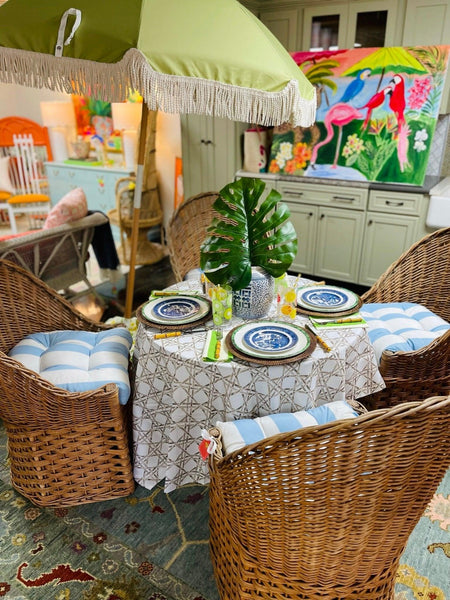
[268,45,450,186]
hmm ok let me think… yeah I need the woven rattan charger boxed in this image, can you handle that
[296,295,363,318]
[225,324,317,365]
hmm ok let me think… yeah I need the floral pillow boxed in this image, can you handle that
[43,187,88,229]
[0,156,15,194]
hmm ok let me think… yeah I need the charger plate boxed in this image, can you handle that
[225,321,316,365]
[136,296,212,330]
[296,296,363,319]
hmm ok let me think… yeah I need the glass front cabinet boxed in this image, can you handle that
[302,0,400,52]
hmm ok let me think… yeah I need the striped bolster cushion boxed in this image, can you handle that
[360,302,449,364]
[216,401,358,454]
[9,329,133,405]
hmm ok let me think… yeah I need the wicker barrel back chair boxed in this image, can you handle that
[166,191,218,281]
[0,259,134,507]
[361,226,450,409]
[108,175,165,266]
[208,395,450,600]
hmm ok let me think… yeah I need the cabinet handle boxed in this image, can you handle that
[200,139,213,145]
[320,214,325,220]
[283,190,303,197]
[385,200,404,206]
[368,219,373,226]
[308,212,313,217]
[332,195,355,202]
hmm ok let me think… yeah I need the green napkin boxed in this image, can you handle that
[202,330,233,362]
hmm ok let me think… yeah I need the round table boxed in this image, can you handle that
[132,278,385,492]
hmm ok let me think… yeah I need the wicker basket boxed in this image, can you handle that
[0,259,134,507]
[208,395,450,600]
[360,226,450,410]
[166,191,218,281]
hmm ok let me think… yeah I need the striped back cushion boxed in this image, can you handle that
[216,401,358,455]
[9,329,132,405]
[360,303,449,364]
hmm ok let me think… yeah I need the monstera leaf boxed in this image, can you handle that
[200,178,298,291]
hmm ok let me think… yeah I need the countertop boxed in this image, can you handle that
[236,170,442,195]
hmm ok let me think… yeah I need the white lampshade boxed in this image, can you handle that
[112,102,142,170]
[112,102,142,131]
[40,101,76,128]
[40,101,76,162]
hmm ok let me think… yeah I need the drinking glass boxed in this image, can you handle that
[210,284,233,328]
[276,275,297,321]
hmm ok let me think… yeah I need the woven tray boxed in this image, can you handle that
[296,296,363,319]
[136,300,212,331]
[225,326,317,366]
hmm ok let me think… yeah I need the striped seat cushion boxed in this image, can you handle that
[216,401,358,454]
[9,329,133,405]
[360,302,449,364]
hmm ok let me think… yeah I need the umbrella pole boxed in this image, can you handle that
[124,104,149,319]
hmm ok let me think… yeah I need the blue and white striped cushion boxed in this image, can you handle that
[360,302,449,364]
[216,401,358,454]
[9,329,133,405]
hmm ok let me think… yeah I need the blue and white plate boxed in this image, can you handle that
[297,285,359,313]
[232,321,311,359]
[243,325,298,353]
[142,295,210,325]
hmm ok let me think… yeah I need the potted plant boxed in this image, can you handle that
[200,177,298,319]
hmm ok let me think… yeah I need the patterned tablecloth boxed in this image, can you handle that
[132,279,385,492]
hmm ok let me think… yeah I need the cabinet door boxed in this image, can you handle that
[259,8,300,50]
[359,212,418,286]
[403,0,450,45]
[315,207,364,282]
[286,203,318,275]
[181,115,245,199]
[302,3,349,51]
[45,165,74,204]
[347,1,401,48]
[402,0,450,114]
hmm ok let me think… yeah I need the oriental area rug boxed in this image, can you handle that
[0,419,448,600]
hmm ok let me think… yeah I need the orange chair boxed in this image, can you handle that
[0,116,53,232]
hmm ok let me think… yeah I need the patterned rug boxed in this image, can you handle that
[0,419,448,600]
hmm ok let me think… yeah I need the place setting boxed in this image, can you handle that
[136,293,212,331]
[296,284,363,319]
[225,320,316,365]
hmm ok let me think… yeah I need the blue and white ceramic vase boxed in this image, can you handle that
[232,266,275,319]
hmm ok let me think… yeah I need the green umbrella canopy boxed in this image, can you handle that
[0,0,316,127]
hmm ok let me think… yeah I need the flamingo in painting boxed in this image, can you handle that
[310,103,363,169]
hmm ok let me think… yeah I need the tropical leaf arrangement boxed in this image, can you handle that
[200,178,298,291]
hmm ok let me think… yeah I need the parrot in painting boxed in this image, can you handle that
[359,83,393,130]
[338,68,372,104]
[387,74,406,128]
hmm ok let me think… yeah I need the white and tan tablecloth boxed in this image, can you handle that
[132,279,385,492]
